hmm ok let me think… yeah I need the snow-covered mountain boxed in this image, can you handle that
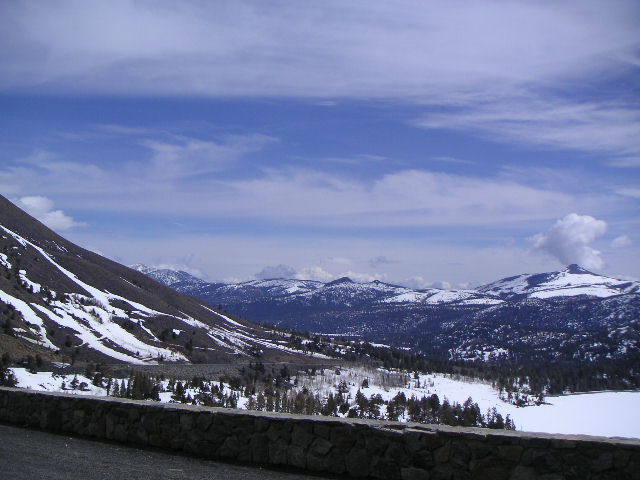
[139,263,639,307]
[478,264,640,299]
[139,264,640,364]
[0,195,322,365]
[130,264,209,290]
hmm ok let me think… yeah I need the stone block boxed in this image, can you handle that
[346,448,371,477]
[468,440,493,460]
[254,416,269,433]
[309,437,333,457]
[521,448,562,473]
[291,423,314,449]
[330,425,356,450]
[287,444,307,469]
[313,422,331,440]
[327,448,348,475]
[591,451,614,473]
[250,433,269,464]
[613,449,631,469]
[218,435,240,459]
[509,465,536,480]
[434,442,451,464]
[401,467,430,480]
[365,433,389,456]
[370,457,401,480]
[268,439,288,465]
[497,445,523,463]
[471,458,511,480]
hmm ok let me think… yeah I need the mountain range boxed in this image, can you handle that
[0,194,322,365]
[135,264,640,364]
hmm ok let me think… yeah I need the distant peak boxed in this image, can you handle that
[325,276,354,287]
[130,263,153,273]
[565,264,593,275]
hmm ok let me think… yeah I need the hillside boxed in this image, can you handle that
[0,195,322,365]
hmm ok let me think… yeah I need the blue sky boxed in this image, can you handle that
[0,0,638,287]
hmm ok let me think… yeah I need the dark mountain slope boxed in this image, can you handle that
[0,195,320,365]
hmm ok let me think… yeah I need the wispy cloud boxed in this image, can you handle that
[611,235,632,248]
[140,133,277,180]
[417,98,640,160]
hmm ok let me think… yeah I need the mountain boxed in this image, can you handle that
[0,195,323,365]
[138,265,640,364]
[129,264,210,291]
[478,264,640,299]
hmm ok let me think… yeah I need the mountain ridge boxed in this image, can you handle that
[135,263,640,364]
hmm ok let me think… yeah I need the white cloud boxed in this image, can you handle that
[428,280,452,290]
[254,264,383,283]
[397,276,454,290]
[15,196,85,231]
[400,276,431,289]
[294,266,336,283]
[611,235,632,248]
[529,213,607,270]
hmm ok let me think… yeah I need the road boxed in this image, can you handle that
[0,423,334,480]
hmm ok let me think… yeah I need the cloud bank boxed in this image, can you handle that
[255,264,383,284]
[530,213,607,270]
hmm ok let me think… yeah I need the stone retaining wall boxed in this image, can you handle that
[1,387,638,479]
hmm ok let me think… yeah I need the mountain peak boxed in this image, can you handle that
[325,276,354,287]
[565,264,593,275]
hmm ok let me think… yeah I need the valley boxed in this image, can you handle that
[1,194,638,438]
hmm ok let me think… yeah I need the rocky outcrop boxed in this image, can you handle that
[1,387,638,479]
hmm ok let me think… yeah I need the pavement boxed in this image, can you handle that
[0,423,335,480]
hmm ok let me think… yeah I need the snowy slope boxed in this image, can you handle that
[0,195,325,364]
[478,264,640,299]
[131,264,209,290]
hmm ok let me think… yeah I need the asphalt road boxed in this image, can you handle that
[0,423,334,480]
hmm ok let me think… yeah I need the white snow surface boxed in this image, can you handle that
[0,289,56,349]
[11,368,107,396]
[0,253,10,269]
[296,369,640,438]
[480,266,640,299]
[9,366,639,438]
[19,269,42,293]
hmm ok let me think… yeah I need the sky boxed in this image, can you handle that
[0,0,639,288]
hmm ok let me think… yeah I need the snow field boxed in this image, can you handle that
[8,366,639,438]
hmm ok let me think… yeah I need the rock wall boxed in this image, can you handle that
[0,387,638,479]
